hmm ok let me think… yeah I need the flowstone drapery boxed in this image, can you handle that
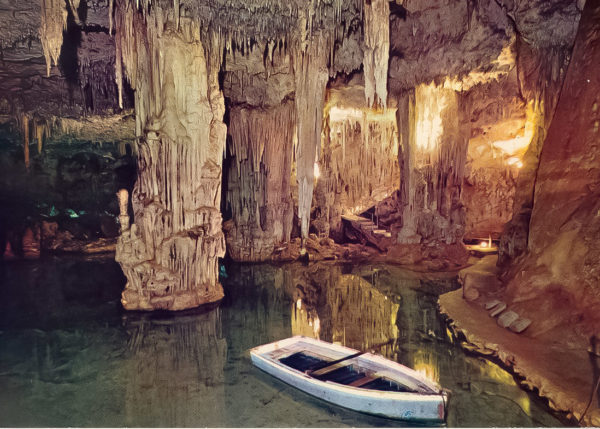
[225,101,296,261]
[114,1,227,311]
[396,83,470,247]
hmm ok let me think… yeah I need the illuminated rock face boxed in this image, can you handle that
[313,104,400,239]
[503,0,600,335]
[395,83,470,248]
[462,70,526,239]
[114,1,227,310]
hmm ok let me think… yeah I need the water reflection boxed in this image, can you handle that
[0,257,564,427]
[122,310,227,426]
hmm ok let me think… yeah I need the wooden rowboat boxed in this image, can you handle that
[250,336,448,422]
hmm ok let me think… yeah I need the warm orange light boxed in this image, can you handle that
[314,162,320,179]
[480,241,488,248]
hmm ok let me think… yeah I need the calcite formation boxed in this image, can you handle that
[0,0,591,315]
[363,0,389,108]
[39,0,68,77]
[225,101,296,261]
[114,1,227,310]
[313,105,400,239]
[293,32,330,244]
[395,82,469,247]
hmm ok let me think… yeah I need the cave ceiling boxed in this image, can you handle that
[0,0,585,119]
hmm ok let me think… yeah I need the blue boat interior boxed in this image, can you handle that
[278,352,415,392]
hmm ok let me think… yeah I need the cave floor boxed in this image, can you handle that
[440,264,600,426]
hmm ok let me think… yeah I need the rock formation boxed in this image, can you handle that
[224,101,295,261]
[114,1,227,310]
[501,0,600,337]
[0,0,590,312]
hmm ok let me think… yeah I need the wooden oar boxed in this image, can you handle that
[307,338,396,376]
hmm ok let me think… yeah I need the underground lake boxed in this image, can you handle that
[0,256,566,427]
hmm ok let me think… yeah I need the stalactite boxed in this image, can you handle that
[293,32,330,242]
[109,0,114,34]
[67,0,81,24]
[39,0,68,77]
[225,101,296,261]
[363,0,389,108]
[115,31,124,109]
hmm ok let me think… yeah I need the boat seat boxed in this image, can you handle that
[309,362,349,377]
[348,375,378,387]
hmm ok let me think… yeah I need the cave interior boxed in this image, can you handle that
[1,0,600,426]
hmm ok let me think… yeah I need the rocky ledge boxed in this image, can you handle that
[439,256,600,426]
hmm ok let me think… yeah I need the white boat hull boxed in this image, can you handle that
[250,336,447,422]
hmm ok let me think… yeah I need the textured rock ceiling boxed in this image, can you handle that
[0,0,585,119]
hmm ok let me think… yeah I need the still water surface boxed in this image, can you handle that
[0,256,564,427]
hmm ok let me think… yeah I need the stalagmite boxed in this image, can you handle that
[117,189,130,232]
[114,1,227,311]
[39,0,68,77]
[363,0,389,108]
[293,32,330,243]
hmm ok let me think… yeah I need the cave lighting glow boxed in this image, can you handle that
[412,351,439,384]
[329,106,363,122]
[414,82,450,152]
[492,99,542,165]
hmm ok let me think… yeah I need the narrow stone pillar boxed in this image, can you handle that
[293,32,329,243]
[114,2,226,311]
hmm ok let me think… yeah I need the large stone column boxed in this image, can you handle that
[114,2,226,311]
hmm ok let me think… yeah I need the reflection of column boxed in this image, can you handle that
[290,265,399,352]
[122,309,227,427]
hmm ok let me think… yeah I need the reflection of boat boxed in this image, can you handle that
[250,336,448,422]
